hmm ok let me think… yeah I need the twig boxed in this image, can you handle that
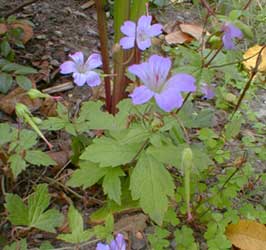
[243,0,253,10]
[4,0,40,18]
[232,45,266,116]
[200,0,215,16]
[204,45,223,67]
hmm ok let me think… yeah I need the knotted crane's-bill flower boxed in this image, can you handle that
[120,15,162,51]
[222,23,243,50]
[96,233,126,250]
[128,55,196,112]
[60,51,102,87]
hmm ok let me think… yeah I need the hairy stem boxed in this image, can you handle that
[95,0,112,113]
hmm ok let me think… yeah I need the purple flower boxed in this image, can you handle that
[60,51,102,87]
[222,23,243,50]
[96,234,126,250]
[120,15,162,51]
[128,55,196,112]
[201,83,215,100]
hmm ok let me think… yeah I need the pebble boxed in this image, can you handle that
[54,30,63,37]
[50,59,60,66]
[36,34,47,40]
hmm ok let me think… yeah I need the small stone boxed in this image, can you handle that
[50,59,60,66]
[54,30,63,37]
[64,47,70,52]
[36,34,47,40]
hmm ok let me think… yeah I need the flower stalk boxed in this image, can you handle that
[95,0,112,113]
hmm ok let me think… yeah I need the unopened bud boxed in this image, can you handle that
[28,89,50,99]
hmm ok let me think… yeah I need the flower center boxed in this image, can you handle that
[137,29,149,42]
[150,74,164,93]
[76,64,88,74]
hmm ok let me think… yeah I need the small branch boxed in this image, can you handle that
[243,0,253,10]
[4,0,40,18]
[232,45,266,115]
[200,0,215,16]
[204,45,223,68]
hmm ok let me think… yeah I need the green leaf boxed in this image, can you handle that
[147,144,182,168]
[1,63,37,74]
[93,214,114,241]
[224,115,243,140]
[25,150,56,166]
[130,154,175,224]
[77,101,118,131]
[33,209,64,233]
[39,241,53,250]
[5,194,29,225]
[8,154,27,178]
[90,181,139,223]
[148,227,170,250]
[178,101,213,128]
[18,129,37,150]
[5,184,63,232]
[103,168,125,205]
[14,66,37,75]
[0,123,16,145]
[175,226,198,250]
[27,184,63,232]
[0,40,11,57]
[3,239,27,250]
[16,75,32,90]
[0,73,13,93]
[80,137,139,167]
[163,207,180,226]
[41,117,67,131]
[57,205,94,243]
[147,143,212,172]
[67,161,108,188]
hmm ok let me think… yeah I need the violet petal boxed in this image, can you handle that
[73,72,87,86]
[129,85,154,105]
[86,53,102,70]
[137,38,152,51]
[96,243,110,250]
[69,51,84,65]
[120,21,136,37]
[165,73,196,92]
[154,90,183,112]
[120,37,135,49]
[128,62,150,85]
[86,71,101,87]
[60,61,76,74]
[147,24,163,37]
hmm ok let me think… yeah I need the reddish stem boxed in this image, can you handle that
[95,0,112,113]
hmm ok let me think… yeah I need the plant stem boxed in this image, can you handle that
[232,45,266,116]
[204,45,223,67]
[95,0,112,113]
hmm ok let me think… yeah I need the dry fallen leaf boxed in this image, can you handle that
[226,219,266,250]
[180,23,205,41]
[165,30,193,44]
[243,45,266,72]
[10,21,33,44]
[114,213,148,234]
[0,87,41,114]
[0,23,7,34]
[46,150,71,168]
